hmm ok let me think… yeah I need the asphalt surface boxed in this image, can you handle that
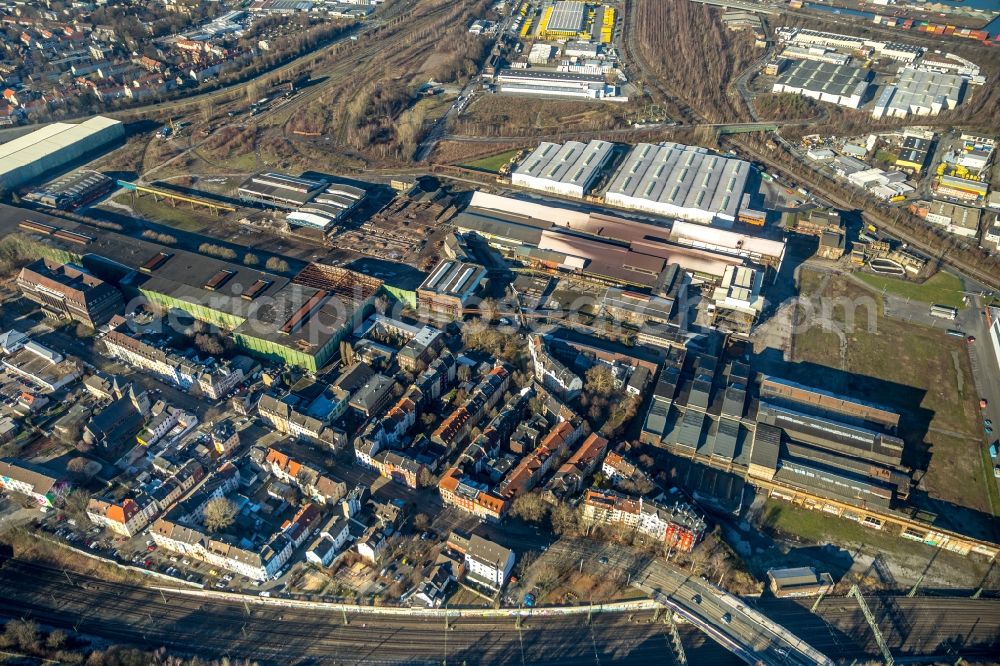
[963,295,1000,501]
[0,558,738,665]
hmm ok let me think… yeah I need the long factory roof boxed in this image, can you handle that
[1,205,380,354]
[884,67,965,113]
[513,140,614,189]
[604,142,752,220]
[0,116,123,186]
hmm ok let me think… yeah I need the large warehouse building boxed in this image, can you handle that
[539,1,588,38]
[872,67,965,119]
[640,348,910,512]
[603,142,753,224]
[0,116,124,190]
[134,252,382,372]
[238,172,326,209]
[416,259,487,317]
[771,59,871,109]
[24,170,115,210]
[496,69,624,100]
[511,140,614,198]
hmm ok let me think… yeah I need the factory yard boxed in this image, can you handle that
[855,271,967,310]
[790,269,998,539]
[756,498,996,590]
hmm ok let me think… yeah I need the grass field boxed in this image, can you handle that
[856,270,966,309]
[460,149,522,173]
[792,270,994,530]
[761,499,917,555]
[758,499,995,587]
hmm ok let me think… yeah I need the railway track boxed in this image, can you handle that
[270,0,458,140]
[758,596,1000,660]
[745,146,1000,291]
[4,557,999,663]
[0,559,718,665]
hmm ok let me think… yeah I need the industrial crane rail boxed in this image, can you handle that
[116,180,237,214]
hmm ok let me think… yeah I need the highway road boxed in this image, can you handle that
[0,558,737,665]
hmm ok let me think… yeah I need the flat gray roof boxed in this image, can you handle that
[777,59,870,98]
[418,260,486,298]
[238,172,327,208]
[0,116,124,188]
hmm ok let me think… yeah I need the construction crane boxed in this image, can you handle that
[848,585,894,666]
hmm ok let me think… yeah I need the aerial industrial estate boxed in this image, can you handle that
[0,0,999,664]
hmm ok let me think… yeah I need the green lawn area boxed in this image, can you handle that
[760,499,919,555]
[855,270,966,309]
[460,149,522,173]
[759,499,996,582]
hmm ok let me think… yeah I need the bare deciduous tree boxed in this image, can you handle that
[203,497,238,532]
